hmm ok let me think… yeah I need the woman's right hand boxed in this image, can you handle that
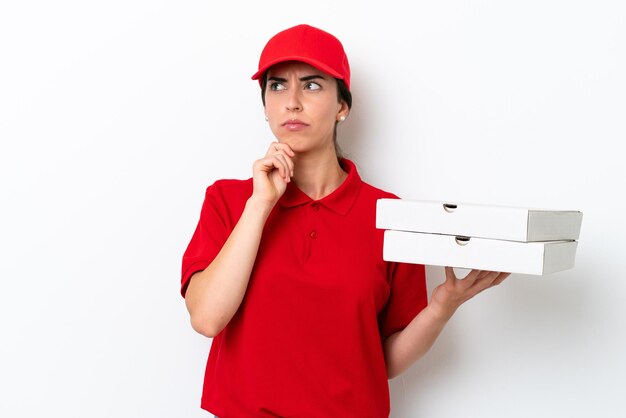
[251,142,295,206]
[186,141,295,338]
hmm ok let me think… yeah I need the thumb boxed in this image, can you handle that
[444,266,457,285]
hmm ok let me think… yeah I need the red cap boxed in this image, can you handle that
[251,24,351,90]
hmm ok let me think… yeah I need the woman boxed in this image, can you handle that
[181,24,509,417]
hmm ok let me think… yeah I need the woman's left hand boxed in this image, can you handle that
[430,267,511,319]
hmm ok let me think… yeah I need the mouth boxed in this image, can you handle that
[282,119,309,131]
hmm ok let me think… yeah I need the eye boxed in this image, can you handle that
[304,82,321,91]
[270,82,286,91]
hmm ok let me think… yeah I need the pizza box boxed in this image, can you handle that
[382,230,578,275]
[376,199,582,242]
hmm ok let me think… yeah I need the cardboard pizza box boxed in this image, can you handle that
[376,199,582,242]
[382,230,578,275]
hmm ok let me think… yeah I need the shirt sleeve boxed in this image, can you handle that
[180,183,231,298]
[378,261,428,340]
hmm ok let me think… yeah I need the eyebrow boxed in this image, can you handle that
[268,75,327,83]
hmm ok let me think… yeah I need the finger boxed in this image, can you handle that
[265,142,281,157]
[273,154,291,180]
[277,142,295,157]
[478,270,500,283]
[492,272,511,286]
[477,270,492,279]
[470,271,504,293]
[461,269,483,287]
[265,146,294,177]
[444,266,457,285]
[267,142,295,158]
[258,155,287,180]
[273,153,292,181]
[280,151,295,176]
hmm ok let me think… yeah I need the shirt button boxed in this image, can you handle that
[309,230,317,239]
[312,203,320,211]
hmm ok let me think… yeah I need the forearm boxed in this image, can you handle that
[383,303,454,379]
[383,267,509,379]
[185,196,274,337]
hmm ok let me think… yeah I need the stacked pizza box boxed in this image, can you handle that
[376,199,583,275]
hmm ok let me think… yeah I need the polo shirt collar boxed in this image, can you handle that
[279,158,362,216]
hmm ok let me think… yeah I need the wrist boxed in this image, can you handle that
[427,299,457,323]
[246,195,276,216]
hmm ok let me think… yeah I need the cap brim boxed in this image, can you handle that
[251,56,344,82]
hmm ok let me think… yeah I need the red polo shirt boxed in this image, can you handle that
[181,159,427,417]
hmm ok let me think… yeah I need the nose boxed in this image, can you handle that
[286,88,302,112]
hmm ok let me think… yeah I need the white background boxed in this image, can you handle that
[1,1,624,417]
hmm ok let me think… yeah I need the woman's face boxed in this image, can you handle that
[264,61,349,154]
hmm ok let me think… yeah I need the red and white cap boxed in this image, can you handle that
[251,24,351,90]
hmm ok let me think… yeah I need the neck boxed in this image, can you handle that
[291,151,347,201]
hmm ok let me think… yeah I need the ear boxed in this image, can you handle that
[336,101,349,122]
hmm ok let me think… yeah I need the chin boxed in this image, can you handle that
[277,136,305,150]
